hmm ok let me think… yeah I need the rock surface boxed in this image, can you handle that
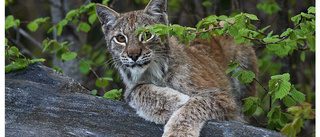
[5,65,282,137]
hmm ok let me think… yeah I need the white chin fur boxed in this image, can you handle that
[129,65,148,81]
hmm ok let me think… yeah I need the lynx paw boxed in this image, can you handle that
[162,129,198,137]
[162,125,200,137]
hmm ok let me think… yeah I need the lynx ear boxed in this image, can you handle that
[144,0,168,24]
[95,3,120,29]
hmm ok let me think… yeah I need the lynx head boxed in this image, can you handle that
[96,0,169,84]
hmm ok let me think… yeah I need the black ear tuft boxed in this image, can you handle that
[95,3,120,28]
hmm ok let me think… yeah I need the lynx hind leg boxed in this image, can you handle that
[163,90,241,137]
[129,84,190,124]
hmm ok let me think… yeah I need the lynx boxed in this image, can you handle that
[96,0,258,136]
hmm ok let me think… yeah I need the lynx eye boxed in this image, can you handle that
[114,35,126,43]
[140,31,154,42]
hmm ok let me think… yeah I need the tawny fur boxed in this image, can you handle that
[96,0,258,136]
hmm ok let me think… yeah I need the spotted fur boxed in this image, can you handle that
[96,0,258,136]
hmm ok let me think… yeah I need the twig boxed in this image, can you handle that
[77,56,107,93]
[237,63,268,93]
[6,36,38,59]
[13,27,43,50]
[109,0,118,8]
[244,24,301,45]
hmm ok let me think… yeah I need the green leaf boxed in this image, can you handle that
[61,52,77,61]
[218,15,228,20]
[89,14,97,24]
[257,1,281,15]
[77,22,91,33]
[263,37,280,43]
[287,106,302,115]
[238,70,255,84]
[96,78,109,88]
[283,95,296,107]
[246,104,257,116]
[234,36,246,44]
[29,58,46,64]
[306,35,315,52]
[270,73,291,99]
[56,24,63,36]
[9,46,20,57]
[200,32,209,39]
[301,12,315,19]
[292,117,303,133]
[103,89,122,100]
[275,81,291,100]
[187,33,196,40]
[27,22,39,32]
[102,0,110,5]
[91,89,98,95]
[267,107,275,118]
[293,29,305,38]
[34,17,50,23]
[13,58,28,70]
[5,15,20,30]
[5,38,8,46]
[282,112,294,119]
[291,15,301,25]
[290,88,306,102]
[231,69,244,78]
[260,25,270,33]
[59,19,68,26]
[226,61,238,74]
[102,77,113,81]
[280,113,288,125]
[79,61,91,74]
[268,79,277,91]
[266,44,291,58]
[53,66,63,73]
[234,14,246,28]
[308,7,315,14]
[267,31,274,38]
[171,24,184,35]
[242,99,253,112]
[280,28,292,37]
[272,107,281,121]
[281,123,296,137]
[244,13,259,20]
[271,73,290,82]
[5,64,13,73]
[228,25,238,36]
[66,10,77,20]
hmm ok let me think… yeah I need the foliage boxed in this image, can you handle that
[5,2,119,100]
[281,102,315,137]
[5,1,315,136]
[5,16,46,73]
[257,0,281,15]
[135,6,315,137]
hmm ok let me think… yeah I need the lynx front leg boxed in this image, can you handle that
[129,84,190,124]
[163,91,241,137]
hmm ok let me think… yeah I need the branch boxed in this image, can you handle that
[6,36,38,59]
[237,63,269,93]
[13,27,43,50]
[77,56,106,93]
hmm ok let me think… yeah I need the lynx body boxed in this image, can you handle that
[96,0,258,136]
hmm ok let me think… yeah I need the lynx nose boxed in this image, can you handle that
[128,50,141,62]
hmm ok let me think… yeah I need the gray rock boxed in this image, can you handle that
[5,65,282,137]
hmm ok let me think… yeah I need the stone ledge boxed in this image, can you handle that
[5,65,282,137]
